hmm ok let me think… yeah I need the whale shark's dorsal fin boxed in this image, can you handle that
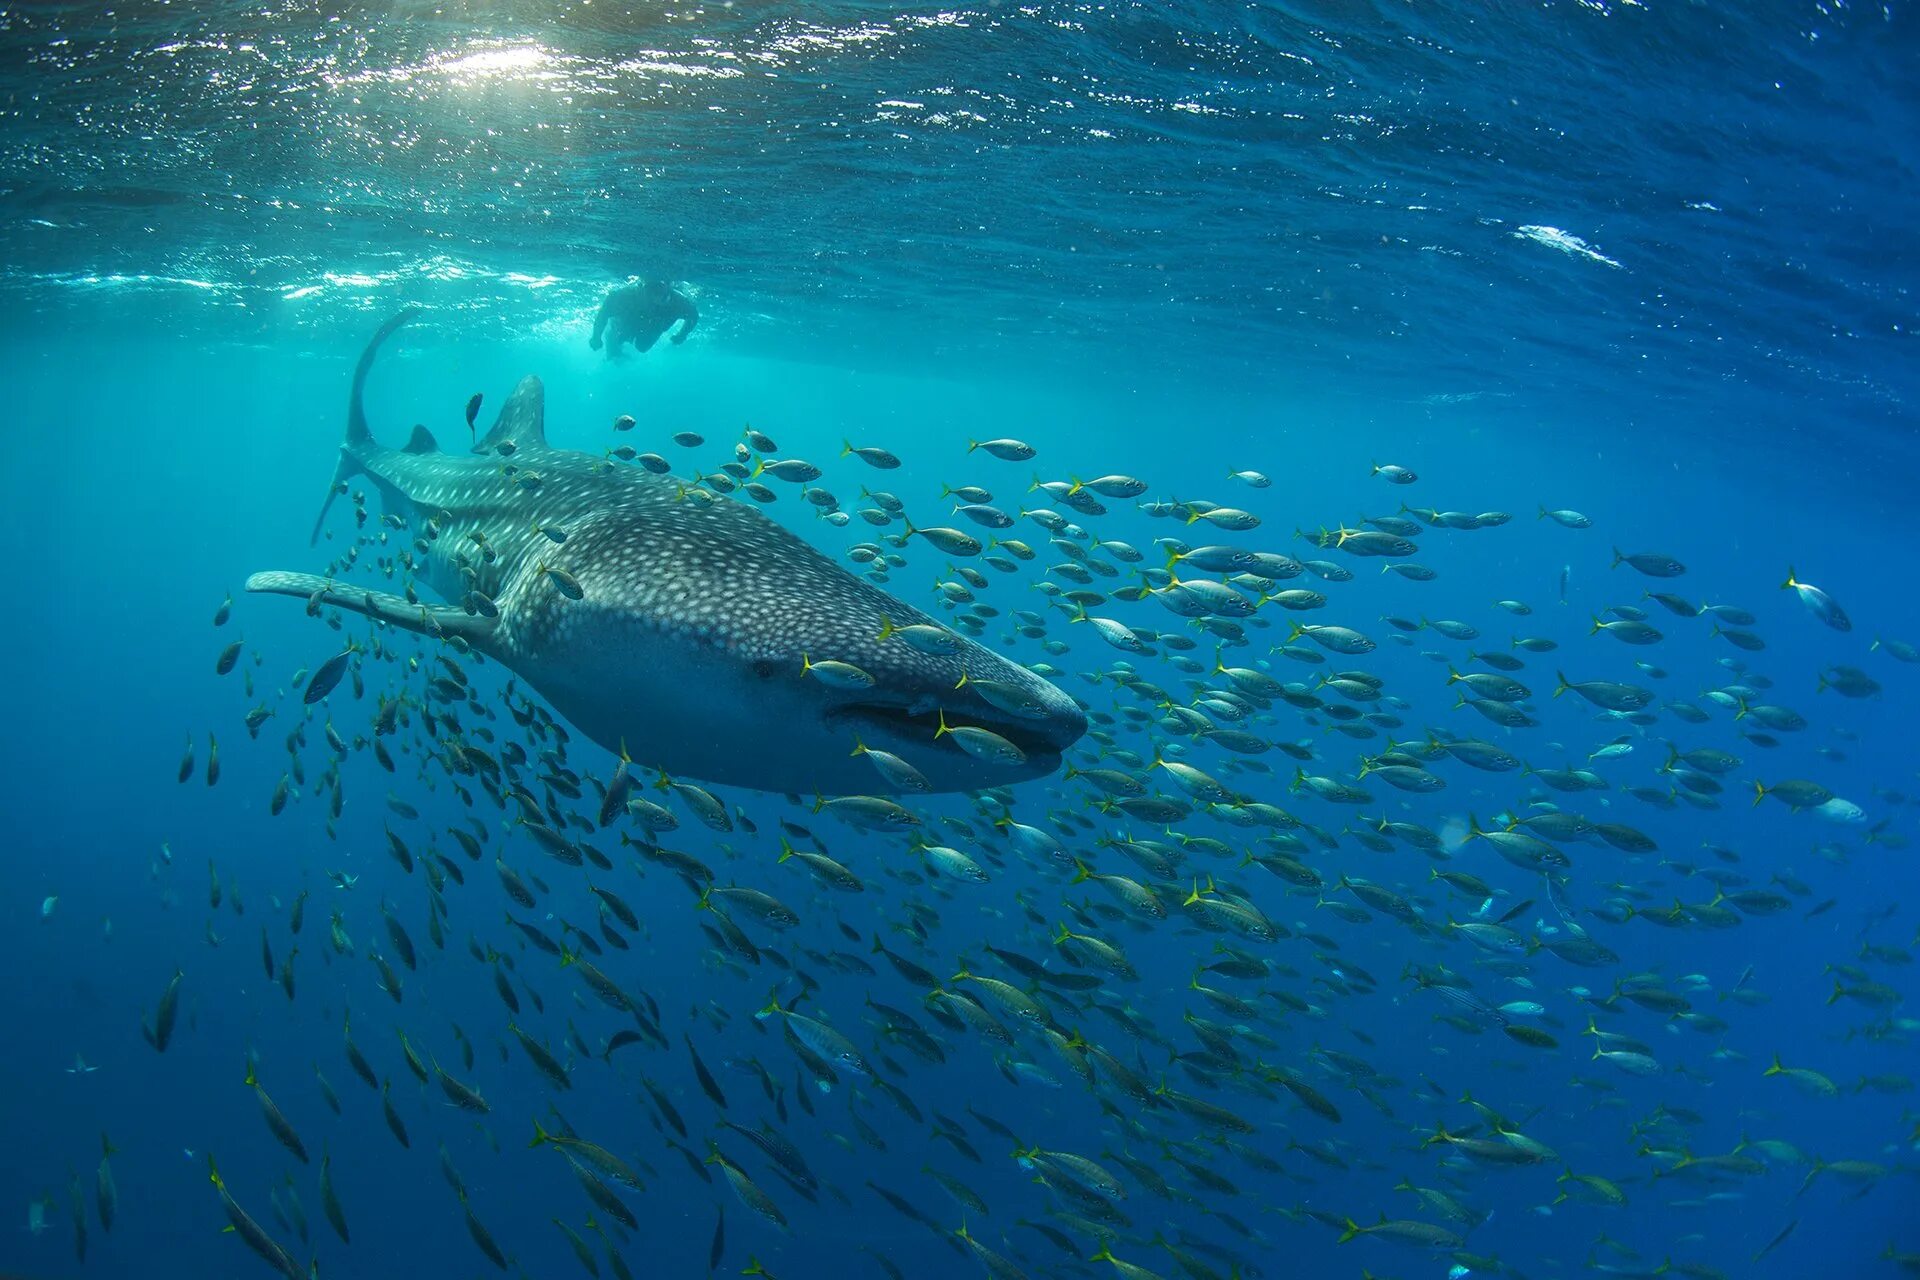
[474,376,546,455]
[403,425,439,455]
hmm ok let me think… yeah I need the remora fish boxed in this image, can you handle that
[248,311,1084,793]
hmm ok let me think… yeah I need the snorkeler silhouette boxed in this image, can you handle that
[589,277,698,356]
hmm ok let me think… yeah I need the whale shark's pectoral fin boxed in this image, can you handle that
[246,571,497,647]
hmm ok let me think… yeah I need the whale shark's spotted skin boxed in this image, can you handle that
[249,310,1086,795]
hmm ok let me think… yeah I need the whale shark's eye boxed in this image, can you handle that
[751,658,778,680]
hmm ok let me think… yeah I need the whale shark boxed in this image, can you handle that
[247,310,1086,796]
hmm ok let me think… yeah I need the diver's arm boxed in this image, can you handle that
[669,294,698,344]
[589,292,614,349]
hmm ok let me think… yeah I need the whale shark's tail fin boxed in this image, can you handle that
[245,571,496,647]
[311,307,421,546]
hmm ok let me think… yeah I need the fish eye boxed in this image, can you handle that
[751,658,778,680]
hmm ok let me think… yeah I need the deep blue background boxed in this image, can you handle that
[1,3,1916,1279]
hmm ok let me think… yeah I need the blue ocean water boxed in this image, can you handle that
[3,3,1917,1279]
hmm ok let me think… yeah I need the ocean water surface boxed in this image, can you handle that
[2,3,1917,1279]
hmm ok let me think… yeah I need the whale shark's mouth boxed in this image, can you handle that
[828,701,1074,762]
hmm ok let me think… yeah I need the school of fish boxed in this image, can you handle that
[61,329,1920,1280]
